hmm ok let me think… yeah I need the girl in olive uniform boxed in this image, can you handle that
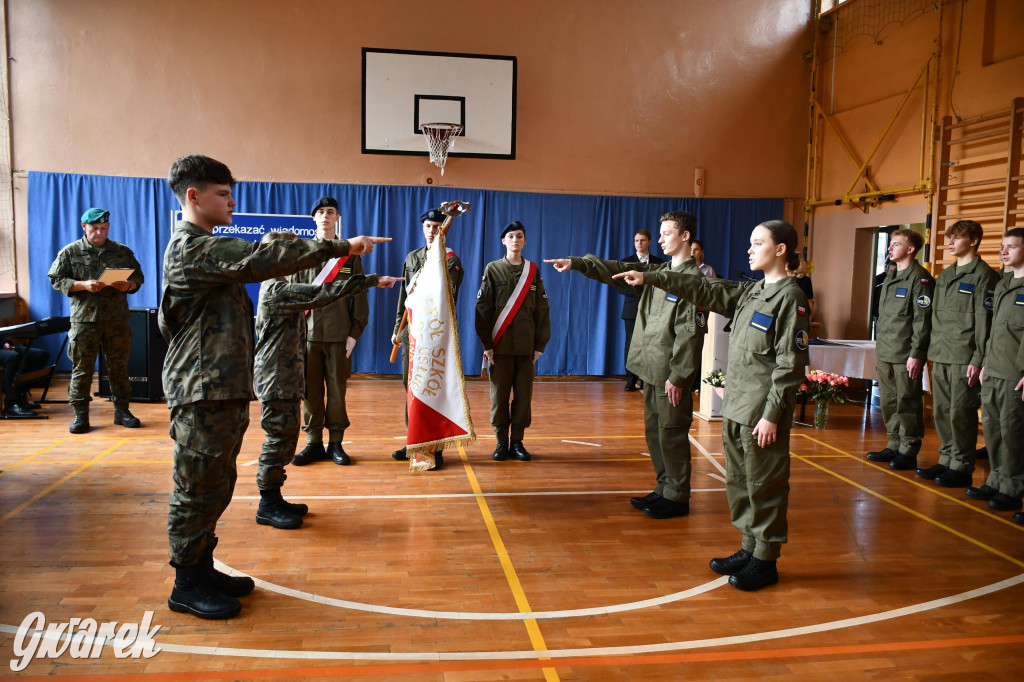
[615,220,810,591]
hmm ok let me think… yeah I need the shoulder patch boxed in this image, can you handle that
[695,310,707,328]
[797,305,807,316]
[795,329,808,351]
[920,278,931,286]
[916,294,931,308]
[984,294,994,310]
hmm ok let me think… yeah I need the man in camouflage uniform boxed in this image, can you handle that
[475,221,551,461]
[48,207,145,433]
[160,154,387,620]
[290,197,368,467]
[865,229,934,470]
[390,207,464,469]
[254,231,399,529]
[546,210,707,519]
[918,220,1000,488]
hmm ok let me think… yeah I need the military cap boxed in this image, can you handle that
[81,208,110,224]
[310,196,339,216]
[420,208,445,223]
[501,220,526,239]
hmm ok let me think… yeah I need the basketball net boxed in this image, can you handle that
[420,122,463,176]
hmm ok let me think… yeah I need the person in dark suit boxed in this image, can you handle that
[621,228,664,391]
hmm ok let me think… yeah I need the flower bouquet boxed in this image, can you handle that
[801,370,849,428]
[703,369,726,398]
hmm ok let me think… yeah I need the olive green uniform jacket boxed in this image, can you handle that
[48,237,145,322]
[570,255,707,387]
[644,272,810,428]
[876,261,934,363]
[475,258,551,356]
[928,256,999,367]
[979,272,1024,499]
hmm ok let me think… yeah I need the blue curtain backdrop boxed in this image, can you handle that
[27,171,781,375]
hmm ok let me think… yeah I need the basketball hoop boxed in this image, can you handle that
[420,122,463,176]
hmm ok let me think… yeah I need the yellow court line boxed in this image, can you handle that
[0,439,127,524]
[456,442,559,682]
[791,450,1024,570]
[796,433,1024,529]
[0,438,70,476]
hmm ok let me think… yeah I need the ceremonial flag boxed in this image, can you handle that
[404,232,475,470]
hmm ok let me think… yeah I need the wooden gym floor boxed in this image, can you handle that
[1,377,1022,680]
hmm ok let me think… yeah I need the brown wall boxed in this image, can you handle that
[7,0,812,196]
[808,0,1024,338]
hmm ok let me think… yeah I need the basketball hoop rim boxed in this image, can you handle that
[420,122,463,134]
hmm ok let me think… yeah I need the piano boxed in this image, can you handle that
[0,316,71,418]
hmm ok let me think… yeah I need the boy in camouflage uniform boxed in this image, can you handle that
[917,220,999,488]
[160,154,388,619]
[865,229,934,470]
[254,231,399,529]
[48,208,145,433]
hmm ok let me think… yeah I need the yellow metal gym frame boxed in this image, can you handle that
[803,0,943,261]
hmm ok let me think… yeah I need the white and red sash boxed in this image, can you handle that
[312,255,351,285]
[491,260,536,346]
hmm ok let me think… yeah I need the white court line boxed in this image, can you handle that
[706,472,726,483]
[561,440,601,447]
[4,574,1019,662]
[231,489,725,502]
[214,561,728,620]
[242,459,258,467]
[689,434,726,476]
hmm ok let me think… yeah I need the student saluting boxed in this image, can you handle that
[615,220,810,591]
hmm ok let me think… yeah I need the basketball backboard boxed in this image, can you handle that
[362,48,517,160]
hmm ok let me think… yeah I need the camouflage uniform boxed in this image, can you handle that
[255,275,376,490]
[394,245,464,419]
[48,236,144,412]
[927,256,1000,475]
[289,256,368,445]
[643,271,810,561]
[475,258,551,443]
[571,255,707,504]
[160,220,350,566]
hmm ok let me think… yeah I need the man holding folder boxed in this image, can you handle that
[48,207,145,433]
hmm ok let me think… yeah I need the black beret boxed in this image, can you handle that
[419,208,445,223]
[310,196,339,216]
[501,221,526,239]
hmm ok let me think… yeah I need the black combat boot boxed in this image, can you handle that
[167,562,241,619]
[492,442,509,461]
[200,538,255,598]
[709,549,753,576]
[392,446,408,460]
[327,441,351,465]
[256,488,303,529]
[291,442,327,465]
[113,407,142,428]
[69,411,90,434]
[728,557,779,591]
[510,440,531,461]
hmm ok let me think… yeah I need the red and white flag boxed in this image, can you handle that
[404,232,475,470]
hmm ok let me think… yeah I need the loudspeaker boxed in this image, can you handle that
[98,308,167,402]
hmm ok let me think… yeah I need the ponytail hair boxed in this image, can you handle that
[759,220,800,271]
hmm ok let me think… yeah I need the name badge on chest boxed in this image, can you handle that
[665,293,679,303]
[1015,293,1024,306]
[749,311,773,332]
[895,287,907,299]
[958,282,975,295]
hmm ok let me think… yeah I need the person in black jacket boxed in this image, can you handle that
[1,334,49,416]
[620,228,664,391]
